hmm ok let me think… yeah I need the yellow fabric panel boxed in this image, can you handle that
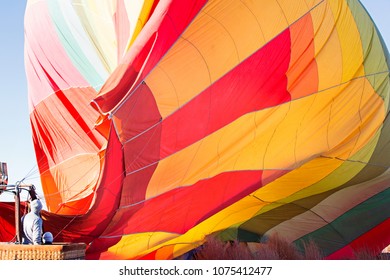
[252,157,342,203]
[73,0,118,73]
[255,147,373,216]
[146,39,213,118]
[379,73,390,111]
[217,78,384,217]
[143,199,263,259]
[276,0,313,24]
[253,89,384,214]
[259,76,384,197]
[41,153,101,213]
[264,157,390,243]
[201,0,267,62]
[244,0,286,40]
[172,202,262,256]
[107,231,179,259]
[311,1,344,91]
[245,0,318,39]
[312,0,365,91]
[145,106,284,198]
[383,75,390,111]
[125,0,155,48]
[292,130,382,202]
[146,0,321,118]
[146,77,383,199]
[328,0,365,83]
[305,0,323,7]
[325,79,384,156]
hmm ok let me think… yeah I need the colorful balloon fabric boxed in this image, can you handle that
[1,0,389,259]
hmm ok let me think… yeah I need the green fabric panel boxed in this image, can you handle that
[47,1,105,89]
[224,159,388,242]
[294,188,390,256]
[347,117,390,186]
[232,187,340,242]
[347,0,390,103]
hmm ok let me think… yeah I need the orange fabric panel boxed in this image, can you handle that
[31,86,106,212]
[287,13,318,99]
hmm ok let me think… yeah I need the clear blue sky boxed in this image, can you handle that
[0,0,389,202]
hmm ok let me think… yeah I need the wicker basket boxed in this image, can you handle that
[0,242,86,260]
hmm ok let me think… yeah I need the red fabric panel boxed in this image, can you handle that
[30,86,105,170]
[86,238,122,259]
[86,170,267,259]
[93,0,208,113]
[113,82,161,143]
[113,28,291,219]
[56,90,104,148]
[326,219,390,259]
[159,29,291,157]
[139,251,158,260]
[113,82,162,206]
[0,202,28,242]
[36,126,124,246]
[30,87,106,212]
[121,164,158,206]
[92,33,157,113]
[99,170,263,237]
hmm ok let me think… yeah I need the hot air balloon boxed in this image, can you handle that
[1,0,389,260]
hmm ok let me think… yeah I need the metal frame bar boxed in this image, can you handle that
[0,184,37,243]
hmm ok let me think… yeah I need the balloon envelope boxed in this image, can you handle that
[1,0,389,259]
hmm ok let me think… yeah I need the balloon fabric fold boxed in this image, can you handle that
[0,0,389,259]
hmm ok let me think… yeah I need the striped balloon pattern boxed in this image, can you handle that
[1,0,389,259]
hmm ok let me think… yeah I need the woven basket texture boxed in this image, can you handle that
[0,243,86,260]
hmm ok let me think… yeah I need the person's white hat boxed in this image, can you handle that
[42,232,53,244]
[30,199,43,212]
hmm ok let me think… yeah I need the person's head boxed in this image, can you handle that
[42,232,53,245]
[30,199,42,214]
